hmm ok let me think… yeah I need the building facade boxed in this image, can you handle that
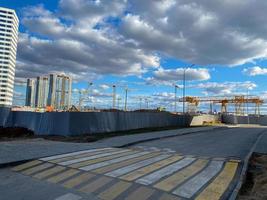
[0,7,19,106]
[26,74,72,110]
[25,78,35,107]
[47,74,72,110]
[35,76,49,108]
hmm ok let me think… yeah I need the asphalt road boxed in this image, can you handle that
[132,127,267,159]
[1,127,266,200]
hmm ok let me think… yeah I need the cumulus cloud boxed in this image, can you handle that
[243,66,267,76]
[99,84,110,90]
[122,0,267,65]
[154,68,210,81]
[192,81,257,95]
[16,0,267,82]
[146,68,210,85]
[17,2,160,80]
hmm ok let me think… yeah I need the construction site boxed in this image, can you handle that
[1,90,266,136]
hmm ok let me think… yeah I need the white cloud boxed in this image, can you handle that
[243,66,267,76]
[154,68,210,81]
[192,81,257,95]
[17,3,160,80]
[121,0,267,65]
[16,0,267,82]
[146,68,210,86]
[99,84,110,90]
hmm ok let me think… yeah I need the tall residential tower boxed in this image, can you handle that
[25,74,72,110]
[0,7,19,106]
[25,78,35,107]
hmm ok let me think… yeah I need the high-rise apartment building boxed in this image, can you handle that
[25,78,35,107]
[47,74,72,110]
[25,74,72,110]
[0,7,19,106]
[35,76,49,108]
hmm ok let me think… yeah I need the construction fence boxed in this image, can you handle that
[221,114,267,125]
[0,107,218,136]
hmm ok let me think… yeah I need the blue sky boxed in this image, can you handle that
[4,0,267,112]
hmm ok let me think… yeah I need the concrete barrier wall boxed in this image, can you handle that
[190,115,219,126]
[0,107,217,136]
[221,114,267,125]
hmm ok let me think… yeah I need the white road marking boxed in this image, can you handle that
[80,151,151,171]
[40,148,113,161]
[106,154,171,177]
[54,193,82,200]
[149,147,161,151]
[172,160,224,198]
[136,157,196,185]
[58,149,131,166]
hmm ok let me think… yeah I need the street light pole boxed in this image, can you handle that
[183,64,195,114]
[112,85,116,109]
[174,85,178,113]
[88,82,93,109]
[247,88,250,124]
[124,88,128,111]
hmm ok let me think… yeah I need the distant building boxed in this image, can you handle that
[25,74,72,109]
[0,7,19,106]
[47,74,72,110]
[25,78,35,107]
[35,76,49,108]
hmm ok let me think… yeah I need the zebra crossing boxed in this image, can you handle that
[12,147,241,200]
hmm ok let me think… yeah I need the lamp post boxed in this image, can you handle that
[183,64,195,114]
[247,88,250,124]
[112,85,116,109]
[117,97,121,110]
[88,82,93,109]
[174,84,179,113]
[124,88,128,111]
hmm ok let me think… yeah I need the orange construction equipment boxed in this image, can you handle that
[179,95,264,115]
[46,106,54,112]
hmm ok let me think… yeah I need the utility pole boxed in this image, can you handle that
[174,85,178,113]
[88,82,93,109]
[124,88,128,111]
[183,64,195,114]
[139,97,142,110]
[112,85,116,109]
[145,98,149,109]
[117,97,121,110]
[247,88,250,124]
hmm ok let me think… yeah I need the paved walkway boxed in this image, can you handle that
[0,127,216,165]
[11,147,240,200]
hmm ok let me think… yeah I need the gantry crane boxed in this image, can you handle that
[179,95,264,115]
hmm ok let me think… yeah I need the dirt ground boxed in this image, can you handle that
[238,153,267,200]
[0,126,182,143]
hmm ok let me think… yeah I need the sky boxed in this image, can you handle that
[3,0,267,112]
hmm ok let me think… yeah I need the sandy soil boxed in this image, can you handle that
[238,153,267,200]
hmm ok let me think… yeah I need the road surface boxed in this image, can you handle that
[132,127,266,159]
[0,127,266,200]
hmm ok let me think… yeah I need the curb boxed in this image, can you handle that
[229,129,266,200]
[0,158,35,169]
[117,126,227,148]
